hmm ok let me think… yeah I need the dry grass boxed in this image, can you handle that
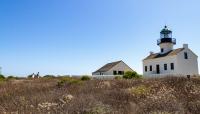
[0,76,200,114]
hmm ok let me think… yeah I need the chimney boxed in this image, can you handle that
[183,44,188,49]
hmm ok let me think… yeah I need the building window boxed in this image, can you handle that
[150,65,152,71]
[161,48,164,52]
[118,71,124,75]
[156,64,160,74]
[145,66,147,72]
[164,64,167,70]
[184,52,188,59]
[113,71,117,75]
[170,63,174,70]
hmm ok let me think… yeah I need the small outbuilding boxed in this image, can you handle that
[92,60,133,76]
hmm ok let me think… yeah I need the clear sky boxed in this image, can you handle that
[1,0,200,76]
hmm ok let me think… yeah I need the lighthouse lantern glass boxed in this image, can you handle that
[160,32,172,38]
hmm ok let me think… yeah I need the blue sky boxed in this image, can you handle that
[1,0,200,76]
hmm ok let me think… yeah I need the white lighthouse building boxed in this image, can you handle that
[143,26,199,77]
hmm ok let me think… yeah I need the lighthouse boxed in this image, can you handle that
[143,26,199,77]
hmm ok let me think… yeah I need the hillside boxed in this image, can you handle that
[0,76,200,114]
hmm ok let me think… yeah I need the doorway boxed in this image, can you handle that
[156,64,160,74]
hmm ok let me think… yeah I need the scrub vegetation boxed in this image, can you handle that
[0,76,200,114]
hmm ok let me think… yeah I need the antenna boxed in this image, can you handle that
[164,21,168,29]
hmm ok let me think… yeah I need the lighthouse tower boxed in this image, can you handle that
[157,26,176,54]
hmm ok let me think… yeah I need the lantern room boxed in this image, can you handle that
[157,26,176,45]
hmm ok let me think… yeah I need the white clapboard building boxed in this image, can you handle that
[92,60,133,76]
[143,26,199,77]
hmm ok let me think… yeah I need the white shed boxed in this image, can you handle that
[92,60,133,76]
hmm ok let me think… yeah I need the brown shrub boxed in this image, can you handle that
[0,76,200,113]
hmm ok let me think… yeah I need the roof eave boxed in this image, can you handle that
[143,55,178,61]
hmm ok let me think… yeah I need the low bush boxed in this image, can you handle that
[27,75,33,78]
[129,85,151,96]
[114,76,122,80]
[0,76,200,113]
[7,76,18,80]
[123,71,141,79]
[57,77,82,87]
[43,75,56,78]
[0,74,5,81]
[81,75,91,81]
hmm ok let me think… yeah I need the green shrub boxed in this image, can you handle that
[7,76,18,80]
[43,75,56,78]
[57,77,70,87]
[57,77,82,87]
[57,80,65,87]
[129,85,150,96]
[81,75,91,81]
[27,75,33,78]
[114,76,122,80]
[123,71,141,79]
[0,74,5,81]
